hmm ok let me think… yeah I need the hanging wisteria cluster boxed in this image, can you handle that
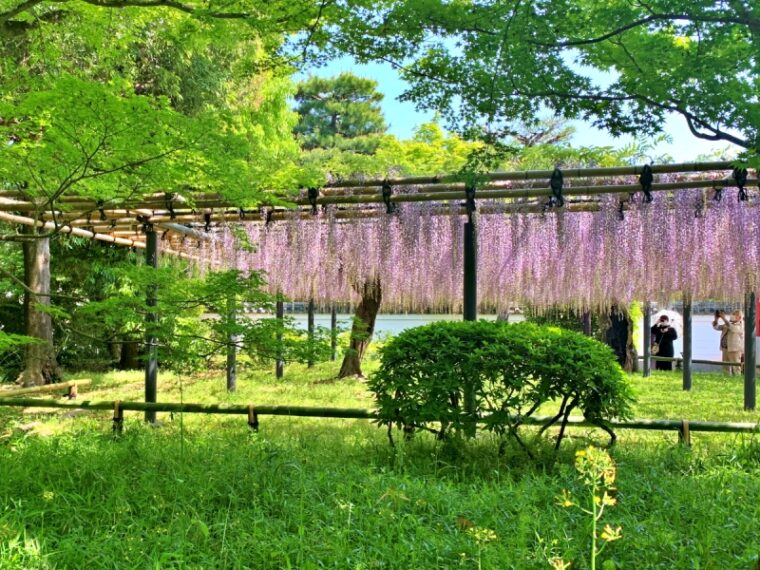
[187,181,759,312]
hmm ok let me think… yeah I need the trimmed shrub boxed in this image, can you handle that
[368,321,634,451]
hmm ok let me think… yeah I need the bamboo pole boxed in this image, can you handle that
[639,356,750,366]
[296,178,757,207]
[0,379,91,397]
[324,161,735,189]
[0,397,757,434]
[0,162,743,215]
[0,211,196,259]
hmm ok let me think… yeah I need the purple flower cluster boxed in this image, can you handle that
[186,181,759,311]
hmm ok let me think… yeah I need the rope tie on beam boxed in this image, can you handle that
[465,184,476,222]
[638,164,654,203]
[204,213,211,232]
[308,187,319,215]
[712,187,723,202]
[548,168,564,207]
[265,209,274,226]
[96,200,107,221]
[734,168,749,201]
[381,180,397,214]
[617,200,625,221]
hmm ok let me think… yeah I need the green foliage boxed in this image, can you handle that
[294,72,387,153]
[369,321,633,448]
[525,306,601,338]
[0,367,759,568]
[331,1,758,161]
[77,265,331,374]
[0,3,304,222]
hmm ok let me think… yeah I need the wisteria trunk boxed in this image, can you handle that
[338,279,382,378]
[18,234,61,386]
[604,306,638,372]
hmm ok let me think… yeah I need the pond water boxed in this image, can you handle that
[289,312,741,363]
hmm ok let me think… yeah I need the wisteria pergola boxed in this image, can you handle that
[3,160,758,412]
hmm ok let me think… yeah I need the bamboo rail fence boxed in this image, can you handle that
[639,356,750,367]
[0,398,756,446]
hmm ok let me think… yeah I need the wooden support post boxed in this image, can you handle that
[330,306,337,361]
[744,290,756,411]
[67,384,78,399]
[463,219,477,436]
[144,226,158,423]
[275,297,284,379]
[307,298,315,368]
[226,292,237,393]
[247,404,259,432]
[643,302,651,378]
[678,419,691,446]
[112,401,124,435]
[683,294,692,391]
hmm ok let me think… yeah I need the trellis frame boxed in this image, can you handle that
[2,160,757,411]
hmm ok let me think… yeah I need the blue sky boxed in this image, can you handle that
[302,57,738,163]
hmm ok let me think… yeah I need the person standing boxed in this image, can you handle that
[712,310,744,375]
[650,315,678,371]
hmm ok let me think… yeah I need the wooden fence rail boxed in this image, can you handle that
[0,380,91,399]
[0,398,757,445]
[638,356,750,367]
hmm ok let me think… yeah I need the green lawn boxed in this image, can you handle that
[0,364,759,569]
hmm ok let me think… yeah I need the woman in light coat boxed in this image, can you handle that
[713,310,744,375]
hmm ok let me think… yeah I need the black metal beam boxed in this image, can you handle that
[144,226,158,423]
[307,299,315,368]
[745,291,756,411]
[226,292,237,393]
[643,302,651,377]
[463,220,477,321]
[275,298,284,379]
[330,306,337,361]
[683,295,692,391]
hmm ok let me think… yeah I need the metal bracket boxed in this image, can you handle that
[639,164,654,203]
[204,213,211,232]
[549,168,564,207]
[381,180,397,214]
[465,184,476,222]
[165,193,176,219]
[734,168,749,201]
[96,200,107,221]
[307,187,319,215]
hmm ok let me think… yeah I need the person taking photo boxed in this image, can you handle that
[712,310,744,375]
[650,315,678,371]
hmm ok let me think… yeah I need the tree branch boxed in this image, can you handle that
[534,12,760,48]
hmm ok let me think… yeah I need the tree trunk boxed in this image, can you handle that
[604,305,638,372]
[338,279,382,378]
[119,340,141,370]
[19,235,61,386]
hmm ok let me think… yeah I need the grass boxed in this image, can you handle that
[1,363,760,569]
